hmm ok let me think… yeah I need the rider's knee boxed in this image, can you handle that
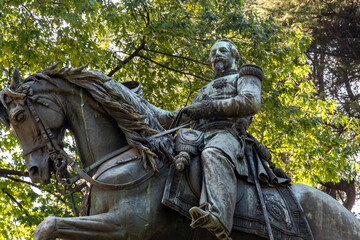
[201,147,218,159]
[201,147,234,168]
[201,147,226,163]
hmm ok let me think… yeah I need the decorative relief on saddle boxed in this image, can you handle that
[263,192,293,230]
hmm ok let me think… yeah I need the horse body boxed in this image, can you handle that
[291,183,360,240]
[0,67,359,240]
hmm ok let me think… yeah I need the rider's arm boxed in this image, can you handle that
[146,103,177,129]
[182,75,261,120]
[211,75,261,118]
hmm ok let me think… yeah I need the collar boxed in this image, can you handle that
[214,69,238,79]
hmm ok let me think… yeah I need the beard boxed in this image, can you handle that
[213,61,226,74]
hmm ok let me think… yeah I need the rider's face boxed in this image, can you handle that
[209,42,236,73]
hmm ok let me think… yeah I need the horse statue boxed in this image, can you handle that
[0,64,359,240]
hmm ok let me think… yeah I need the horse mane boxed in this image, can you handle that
[23,63,163,170]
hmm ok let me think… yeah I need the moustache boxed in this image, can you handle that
[211,57,226,63]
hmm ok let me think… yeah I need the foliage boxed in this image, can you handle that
[248,0,360,209]
[0,0,358,238]
[249,0,360,115]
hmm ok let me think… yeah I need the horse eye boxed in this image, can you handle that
[15,112,25,122]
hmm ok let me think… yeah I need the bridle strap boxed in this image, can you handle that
[24,98,160,190]
[26,100,62,154]
[22,142,48,158]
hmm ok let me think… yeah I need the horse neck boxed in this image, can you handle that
[62,87,128,168]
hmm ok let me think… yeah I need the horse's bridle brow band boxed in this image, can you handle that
[25,99,62,155]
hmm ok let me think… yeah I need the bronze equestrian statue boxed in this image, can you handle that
[0,40,359,239]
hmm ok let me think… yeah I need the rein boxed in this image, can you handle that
[24,98,160,191]
[22,91,190,216]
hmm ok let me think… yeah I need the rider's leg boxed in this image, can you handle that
[189,147,237,240]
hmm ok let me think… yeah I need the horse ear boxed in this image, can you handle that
[10,67,21,90]
[0,93,9,127]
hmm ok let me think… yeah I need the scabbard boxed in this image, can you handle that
[244,140,274,240]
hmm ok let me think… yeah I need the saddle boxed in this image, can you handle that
[78,137,312,240]
[162,148,313,240]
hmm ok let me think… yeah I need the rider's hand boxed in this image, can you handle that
[182,101,213,120]
[149,135,175,162]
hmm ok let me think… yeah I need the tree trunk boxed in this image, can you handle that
[320,179,356,211]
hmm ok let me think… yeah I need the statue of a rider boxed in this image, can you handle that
[122,38,290,239]
[176,38,289,239]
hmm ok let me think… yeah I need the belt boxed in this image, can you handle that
[194,121,243,133]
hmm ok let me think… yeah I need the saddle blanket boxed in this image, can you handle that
[162,164,313,240]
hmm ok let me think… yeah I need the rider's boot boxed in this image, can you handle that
[189,206,231,240]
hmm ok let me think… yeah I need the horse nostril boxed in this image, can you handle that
[29,166,40,180]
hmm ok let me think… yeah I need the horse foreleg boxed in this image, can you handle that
[34,212,124,240]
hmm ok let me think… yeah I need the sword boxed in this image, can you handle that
[244,138,274,240]
[149,120,193,139]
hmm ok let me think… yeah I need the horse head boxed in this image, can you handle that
[0,67,66,185]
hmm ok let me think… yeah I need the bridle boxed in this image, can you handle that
[24,99,70,185]
[13,87,191,216]
[23,96,160,191]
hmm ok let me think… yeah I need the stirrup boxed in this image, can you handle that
[189,207,231,240]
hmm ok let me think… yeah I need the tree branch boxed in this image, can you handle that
[137,54,210,82]
[143,47,207,65]
[143,4,150,27]
[2,189,30,217]
[5,176,40,188]
[308,49,359,61]
[107,36,147,76]
[0,168,29,177]
[107,4,151,77]
[21,4,50,26]
[323,23,359,61]
[1,174,69,205]
[184,75,193,107]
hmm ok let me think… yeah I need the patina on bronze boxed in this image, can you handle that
[0,42,359,240]
[179,39,288,239]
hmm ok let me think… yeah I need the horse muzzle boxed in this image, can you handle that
[25,152,51,185]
